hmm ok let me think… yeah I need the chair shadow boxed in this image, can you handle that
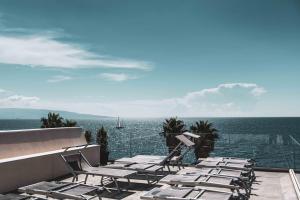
[100,189,135,199]
[100,180,161,199]
[105,180,162,191]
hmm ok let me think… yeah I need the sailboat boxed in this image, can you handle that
[116,116,124,129]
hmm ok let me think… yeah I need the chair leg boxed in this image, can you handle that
[127,178,131,185]
[84,174,89,184]
[100,176,104,186]
[146,174,150,185]
[167,165,171,172]
[113,178,121,193]
[72,175,77,182]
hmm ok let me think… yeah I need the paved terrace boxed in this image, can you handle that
[51,168,298,200]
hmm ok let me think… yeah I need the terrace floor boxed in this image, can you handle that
[57,167,298,200]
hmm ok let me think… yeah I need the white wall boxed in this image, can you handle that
[0,127,100,193]
[0,145,100,193]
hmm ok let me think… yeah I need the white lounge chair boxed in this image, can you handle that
[105,162,164,184]
[159,173,250,197]
[61,152,136,192]
[0,194,45,200]
[140,186,236,200]
[198,157,255,166]
[19,181,103,200]
[177,167,252,185]
[115,134,195,171]
[196,160,255,181]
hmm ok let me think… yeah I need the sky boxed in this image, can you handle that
[0,0,300,117]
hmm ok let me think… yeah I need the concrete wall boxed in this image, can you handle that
[0,128,100,193]
[0,127,86,159]
[0,145,100,193]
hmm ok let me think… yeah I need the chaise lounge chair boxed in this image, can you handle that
[159,172,250,197]
[198,157,255,167]
[178,167,253,185]
[140,186,237,200]
[196,160,256,181]
[0,194,46,200]
[19,181,103,200]
[104,162,164,184]
[61,152,137,192]
[115,134,195,171]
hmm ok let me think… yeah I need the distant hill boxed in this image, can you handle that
[0,108,110,120]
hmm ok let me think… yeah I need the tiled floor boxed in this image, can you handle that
[59,168,298,200]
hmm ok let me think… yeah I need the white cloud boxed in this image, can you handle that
[47,75,72,83]
[0,83,267,117]
[0,94,40,107]
[251,87,267,96]
[0,35,151,70]
[99,73,136,82]
[28,82,267,117]
[184,83,266,100]
[0,86,40,107]
[6,95,39,102]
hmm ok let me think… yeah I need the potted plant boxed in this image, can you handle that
[84,130,93,144]
[96,126,109,165]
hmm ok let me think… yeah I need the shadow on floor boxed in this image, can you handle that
[105,180,162,192]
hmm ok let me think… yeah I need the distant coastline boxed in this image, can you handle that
[0,108,110,120]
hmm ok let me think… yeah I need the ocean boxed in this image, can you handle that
[1,117,300,169]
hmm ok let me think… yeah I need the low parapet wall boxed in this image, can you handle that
[0,127,86,159]
[0,127,100,193]
[0,145,100,193]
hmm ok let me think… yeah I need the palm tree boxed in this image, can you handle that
[41,112,64,128]
[40,112,78,128]
[161,117,186,154]
[96,126,109,165]
[190,120,218,159]
[63,119,77,127]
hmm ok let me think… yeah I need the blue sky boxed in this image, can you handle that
[0,0,299,117]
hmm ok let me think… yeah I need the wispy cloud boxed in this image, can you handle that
[0,89,40,107]
[5,95,40,103]
[99,73,137,82]
[184,83,266,99]
[0,35,151,70]
[28,82,267,117]
[47,75,72,83]
[0,83,267,116]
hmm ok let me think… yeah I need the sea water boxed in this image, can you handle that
[1,117,300,169]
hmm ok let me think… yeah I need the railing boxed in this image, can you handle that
[107,131,300,170]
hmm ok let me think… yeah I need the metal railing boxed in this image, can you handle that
[107,132,300,170]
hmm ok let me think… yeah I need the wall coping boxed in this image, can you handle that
[0,127,82,133]
[0,144,99,164]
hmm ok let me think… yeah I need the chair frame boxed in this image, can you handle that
[61,151,136,192]
[19,181,102,200]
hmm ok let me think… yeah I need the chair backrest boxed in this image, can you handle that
[183,131,200,139]
[61,151,93,173]
[61,153,84,172]
[160,144,182,165]
[160,135,195,165]
[175,135,195,147]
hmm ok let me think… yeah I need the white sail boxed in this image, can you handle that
[116,116,124,128]
[118,117,121,127]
